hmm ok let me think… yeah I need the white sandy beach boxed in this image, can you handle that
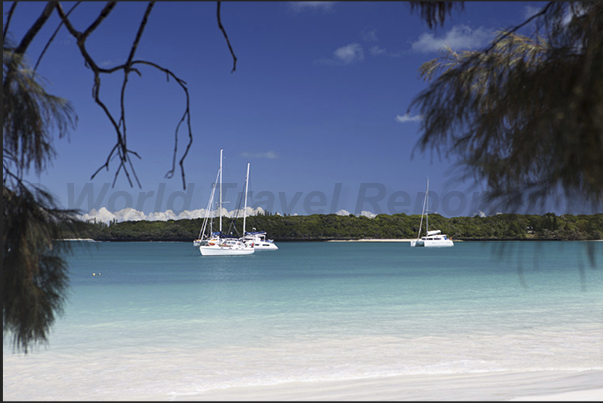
[327,239,465,242]
[172,370,602,401]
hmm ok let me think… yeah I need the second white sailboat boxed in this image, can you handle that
[199,149,255,256]
[410,178,454,248]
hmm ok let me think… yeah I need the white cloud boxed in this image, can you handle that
[79,206,267,224]
[289,2,335,12]
[411,25,493,53]
[333,43,364,64]
[316,43,365,65]
[172,209,206,220]
[79,207,116,224]
[361,28,378,43]
[369,45,387,56]
[81,206,384,224]
[395,113,422,123]
[241,151,278,159]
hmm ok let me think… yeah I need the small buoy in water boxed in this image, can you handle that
[92,273,96,276]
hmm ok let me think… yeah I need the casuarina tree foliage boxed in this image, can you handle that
[409,2,603,212]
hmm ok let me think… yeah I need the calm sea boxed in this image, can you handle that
[3,241,602,400]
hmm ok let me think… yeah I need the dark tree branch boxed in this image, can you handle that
[3,1,56,97]
[34,2,82,72]
[14,1,56,55]
[126,2,153,66]
[132,60,193,189]
[55,2,100,71]
[54,1,197,189]
[90,144,119,180]
[115,1,155,187]
[3,1,18,40]
[80,1,116,43]
[12,1,234,190]
[217,1,237,73]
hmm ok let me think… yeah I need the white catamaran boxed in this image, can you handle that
[242,230,278,250]
[239,163,279,251]
[197,149,255,256]
[410,178,454,248]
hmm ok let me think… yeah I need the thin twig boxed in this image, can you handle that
[133,60,193,189]
[118,1,155,171]
[34,2,82,72]
[482,2,554,55]
[217,1,237,73]
[3,1,18,40]
[49,2,208,190]
[90,144,118,180]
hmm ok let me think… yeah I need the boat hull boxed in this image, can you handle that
[242,234,278,250]
[254,244,278,250]
[410,239,454,247]
[247,240,278,250]
[199,245,255,256]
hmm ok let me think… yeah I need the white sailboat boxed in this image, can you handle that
[198,149,255,256]
[410,178,454,248]
[193,166,219,247]
[239,163,279,251]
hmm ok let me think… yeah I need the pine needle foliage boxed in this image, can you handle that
[409,1,465,29]
[409,2,603,212]
[3,47,76,176]
[3,185,84,353]
[3,42,82,353]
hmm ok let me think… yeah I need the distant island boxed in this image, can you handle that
[62,212,603,242]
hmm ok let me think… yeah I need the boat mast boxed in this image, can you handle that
[417,179,427,240]
[219,148,223,233]
[243,162,250,234]
[425,177,429,237]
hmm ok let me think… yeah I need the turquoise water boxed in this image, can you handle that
[3,241,603,400]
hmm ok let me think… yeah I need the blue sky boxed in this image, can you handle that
[7,1,578,222]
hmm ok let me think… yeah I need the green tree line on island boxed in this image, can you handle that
[66,212,603,242]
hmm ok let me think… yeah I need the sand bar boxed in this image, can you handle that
[327,239,415,242]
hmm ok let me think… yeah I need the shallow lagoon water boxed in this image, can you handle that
[3,241,602,400]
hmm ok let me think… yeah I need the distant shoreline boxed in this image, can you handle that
[60,212,603,243]
[57,237,602,243]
